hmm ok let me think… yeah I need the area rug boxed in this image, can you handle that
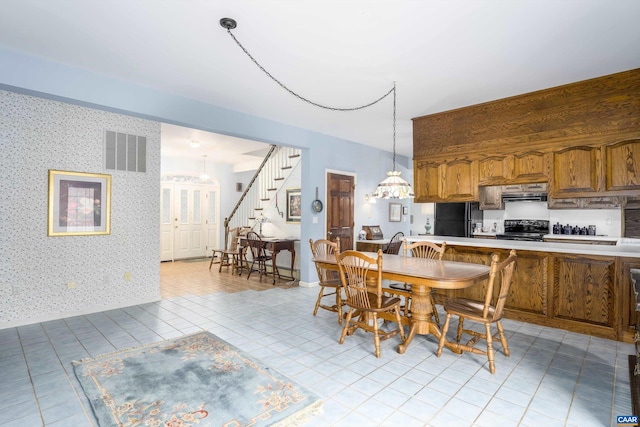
[72,331,322,427]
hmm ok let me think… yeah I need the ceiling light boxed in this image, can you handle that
[371,82,415,199]
[199,154,209,181]
[190,140,200,148]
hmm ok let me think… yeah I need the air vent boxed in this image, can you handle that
[105,130,147,172]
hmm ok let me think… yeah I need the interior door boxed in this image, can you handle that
[173,184,206,259]
[160,183,173,261]
[327,172,354,250]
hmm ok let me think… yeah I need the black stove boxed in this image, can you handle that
[496,220,549,241]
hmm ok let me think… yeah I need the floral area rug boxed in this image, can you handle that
[72,331,322,427]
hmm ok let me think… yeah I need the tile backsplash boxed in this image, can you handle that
[482,201,622,236]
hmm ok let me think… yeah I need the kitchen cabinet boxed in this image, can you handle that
[511,151,548,182]
[548,196,624,209]
[605,139,640,192]
[414,159,477,202]
[442,159,477,201]
[440,244,620,340]
[551,146,601,197]
[553,254,615,328]
[478,156,508,185]
[478,185,503,210]
[414,161,441,201]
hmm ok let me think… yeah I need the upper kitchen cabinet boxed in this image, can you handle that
[605,139,640,192]
[414,158,477,202]
[412,69,640,202]
[551,146,600,197]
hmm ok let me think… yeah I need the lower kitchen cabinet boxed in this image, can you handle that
[442,245,622,341]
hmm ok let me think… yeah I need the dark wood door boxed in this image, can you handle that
[327,173,354,250]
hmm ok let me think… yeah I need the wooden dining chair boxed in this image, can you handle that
[246,231,280,282]
[336,249,405,358]
[387,240,447,322]
[436,249,517,374]
[309,238,344,324]
[209,227,243,274]
[384,231,404,255]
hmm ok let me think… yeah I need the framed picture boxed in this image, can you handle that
[402,206,409,215]
[48,170,111,236]
[389,203,402,222]
[286,188,301,223]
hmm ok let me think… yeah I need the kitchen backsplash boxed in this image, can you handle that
[481,201,623,236]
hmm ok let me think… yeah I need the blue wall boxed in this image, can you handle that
[0,47,412,283]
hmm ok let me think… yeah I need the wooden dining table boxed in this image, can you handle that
[312,251,491,354]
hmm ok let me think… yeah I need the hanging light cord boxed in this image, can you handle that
[223,26,395,112]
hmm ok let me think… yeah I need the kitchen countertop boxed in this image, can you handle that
[542,234,619,243]
[406,235,640,258]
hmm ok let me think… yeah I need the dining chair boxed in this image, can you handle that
[209,227,244,274]
[384,231,404,255]
[246,231,280,282]
[436,249,517,374]
[309,238,344,324]
[387,240,447,322]
[336,249,405,358]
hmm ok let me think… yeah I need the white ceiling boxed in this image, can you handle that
[1,1,639,163]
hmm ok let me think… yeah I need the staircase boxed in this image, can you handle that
[224,145,301,237]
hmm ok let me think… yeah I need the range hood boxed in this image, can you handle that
[502,192,548,202]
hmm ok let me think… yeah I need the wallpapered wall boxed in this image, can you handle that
[0,90,161,327]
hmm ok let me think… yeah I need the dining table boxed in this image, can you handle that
[312,251,491,354]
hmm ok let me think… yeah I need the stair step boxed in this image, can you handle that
[267,188,277,191]
[274,177,284,181]
[289,154,300,158]
[281,166,292,170]
[254,208,263,211]
[260,198,270,201]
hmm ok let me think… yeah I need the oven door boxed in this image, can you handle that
[496,233,544,242]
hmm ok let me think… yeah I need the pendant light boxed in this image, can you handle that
[199,154,210,182]
[220,18,414,197]
[371,82,415,199]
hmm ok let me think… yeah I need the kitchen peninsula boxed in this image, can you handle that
[407,235,640,343]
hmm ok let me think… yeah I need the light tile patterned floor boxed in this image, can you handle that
[0,259,635,426]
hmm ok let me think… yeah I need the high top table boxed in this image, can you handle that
[312,251,490,354]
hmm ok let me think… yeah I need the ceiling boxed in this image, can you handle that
[1,1,639,163]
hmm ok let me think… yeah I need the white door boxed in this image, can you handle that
[160,183,174,261]
[205,189,219,253]
[173,184,207,260]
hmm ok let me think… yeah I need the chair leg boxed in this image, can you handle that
[430,295,440,325]
[339,308,355,344]
[313,286,325,316]
[336,289,343,325]
[218,253,226,273]
[208,251,215,270]
[485,323,496,374]
[247,259,257,280]
[372,313,381,358]
[496,321,510,357]
[436,313,452,357]
[456,317,465,342]
[394,306,406,341]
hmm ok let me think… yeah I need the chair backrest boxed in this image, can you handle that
[246,231,265,259]
[309,238,340,283]
[483,249,517,321]
[227,227,240,251]
[385,232,404,255]
[403,240,447,260]
[336,249,383,309]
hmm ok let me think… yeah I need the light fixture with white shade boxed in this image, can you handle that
[371,82,415,199]
[189,140,200,148]
[199,154,210,182]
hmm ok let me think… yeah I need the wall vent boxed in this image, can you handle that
[105,130,147,172]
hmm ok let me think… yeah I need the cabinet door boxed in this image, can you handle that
[478,186,503,210]
[580,197,623,209]
[605,139,640,191]
[512,151,547,182]
[547,197,582,209]
[443,159,477,200]
[553,255,615,327]
[552,146,600,196]
[478,156,508,185]
[506,252,549,316]
[414,161,442,201]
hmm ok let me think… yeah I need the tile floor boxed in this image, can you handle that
[0,259,635,426]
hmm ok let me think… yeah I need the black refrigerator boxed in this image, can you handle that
[434,202,483,237]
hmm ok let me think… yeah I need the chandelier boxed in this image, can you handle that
[220,18,414,199]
